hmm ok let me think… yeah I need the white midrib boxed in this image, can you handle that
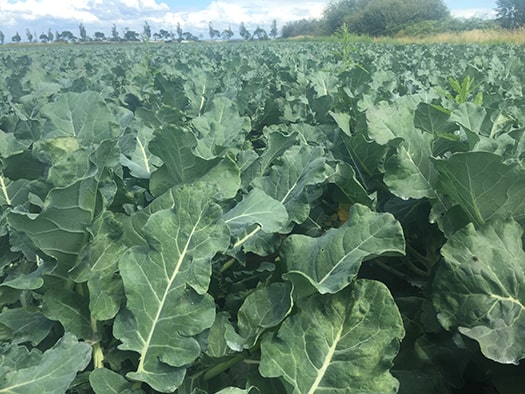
[137,138,151,174]
[307,324,344,394]
[136,214,202,373]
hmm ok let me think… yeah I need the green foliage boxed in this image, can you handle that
[497,0,525,28]
[1,41,525,393]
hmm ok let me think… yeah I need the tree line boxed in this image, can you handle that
[0,20,279,44]
[1,0,524,44]
[282,0,525,38]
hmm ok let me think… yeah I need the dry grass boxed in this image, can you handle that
[377,28,525,45]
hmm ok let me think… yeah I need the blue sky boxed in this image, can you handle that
[0,0,498,41]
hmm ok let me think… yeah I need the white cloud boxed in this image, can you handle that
[450,8,497,19]
[0,0,327,39]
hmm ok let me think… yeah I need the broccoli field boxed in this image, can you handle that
[1,41,525,393]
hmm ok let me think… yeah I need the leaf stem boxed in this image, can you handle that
[220,258,236,273]
[233,225,261,249]
[0,176,11,205]
[91,317,104,369]
[203,351,248,381]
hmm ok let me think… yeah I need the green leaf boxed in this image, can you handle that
[225,282,293,351]
[367,101,439,200]
[241,129,298,187]
[120,123,162,179]
[89,368,143,394]
[260,279,404,394]
[148,127,221,195]
[8,178,97,275]
[333,163,375,207]
[192,96,251,159]
[252,145,332,227]
[42,288,92,340]
[223,188,289,246]
[433,218,525,364]
[73,211,148,321]
[450,102,488,135]
[114,184,230,392]
[433,151,525,226]
[0,333,92,394]
[40,91,120,145]
[282,204,405,294]
[0,308,54,346]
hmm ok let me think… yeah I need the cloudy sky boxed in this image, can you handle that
[0,0,498,41]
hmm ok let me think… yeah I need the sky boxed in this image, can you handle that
[0,0,498,41]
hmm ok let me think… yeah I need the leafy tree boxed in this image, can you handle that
[0,30,4,44]
[182,32,199,41]
[57,31,77,42]
[221,26,234,40]
[12,32,21,43]
[176,22,183,41]
[39,33,49,43]
[111,24,119,41]
[282,19,323,38]
[270,19,278,39]
[208,22,220,39]
[322,0,449,36]
[47,29,54,42]
[253,26,269,40]
[94,32,106,41]
[239,22,251,40]
[158,29,171,41]
[143,21,151,41]
[322,0,366,35]
[79,23,87,41]
[496,0,525,28]
[124,28,140,42]
[25,28,33,43]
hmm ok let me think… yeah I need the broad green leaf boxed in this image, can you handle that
[72,211,148,321]
[32,137,94,188]
[450,102,488,135]
[223,188,289,245]
[0,130,27,159]
[367,101,439,200]
[241,129,298,186]
[40,91,120,145]
[8,178,97,275]
[414,102,456,136]
[89,368,143,394]
[340,132,388,180]
[42,288,92,340]
[433,151,525,226]
[260,279,404,394]
[309,71,338,97]
[192,96,251,159]
[282,204,405,294]
[0,258,54,290]
[252,145,332,227]
[225,282,293,351]
[120,123,162,179]
[0,308,54,345]
[333,163,375,207]
[433,218,525,364]
[0,333,92,394]
[148,126,220,195]
[114,184,230,392]
[206,312,235,358]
